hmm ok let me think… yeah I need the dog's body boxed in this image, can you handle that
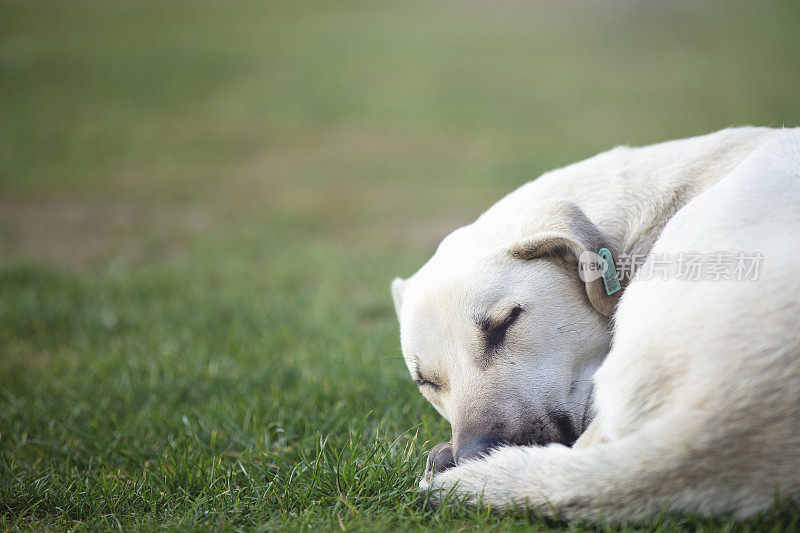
[392,127,800,521]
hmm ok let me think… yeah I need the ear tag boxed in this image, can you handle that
[597,248,621,296]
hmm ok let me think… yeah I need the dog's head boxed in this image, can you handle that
[392,201,620,464]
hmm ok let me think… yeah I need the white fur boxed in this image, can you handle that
[392,127,800,521]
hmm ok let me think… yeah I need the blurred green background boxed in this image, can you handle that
[2,0,800,529]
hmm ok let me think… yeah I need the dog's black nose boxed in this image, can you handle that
[426,442,456,477]
[455,435,502,465]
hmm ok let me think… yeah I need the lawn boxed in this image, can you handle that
[2,0,800,530]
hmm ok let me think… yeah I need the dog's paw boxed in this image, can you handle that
[419,445,525,509]
[420,462,481,507]
[419,441,455,490]
[418,442,487,507]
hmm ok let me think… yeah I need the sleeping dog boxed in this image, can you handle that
[391,127,800,521]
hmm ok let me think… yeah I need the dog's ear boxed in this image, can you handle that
[391,277,406,317]
[509,202,623,317]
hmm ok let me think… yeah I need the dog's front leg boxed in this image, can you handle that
[421,444,574,511]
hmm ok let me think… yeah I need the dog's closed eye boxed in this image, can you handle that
[413,363,443,391]
[415,377,441,391]
[479,305,524,352]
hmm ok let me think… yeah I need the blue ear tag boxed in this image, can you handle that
[597,248,621,296]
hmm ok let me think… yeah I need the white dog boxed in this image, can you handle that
[391,127,800,521]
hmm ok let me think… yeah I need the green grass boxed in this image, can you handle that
[1,0,800,530]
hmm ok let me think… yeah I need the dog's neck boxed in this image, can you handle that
[506,128,774,273]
